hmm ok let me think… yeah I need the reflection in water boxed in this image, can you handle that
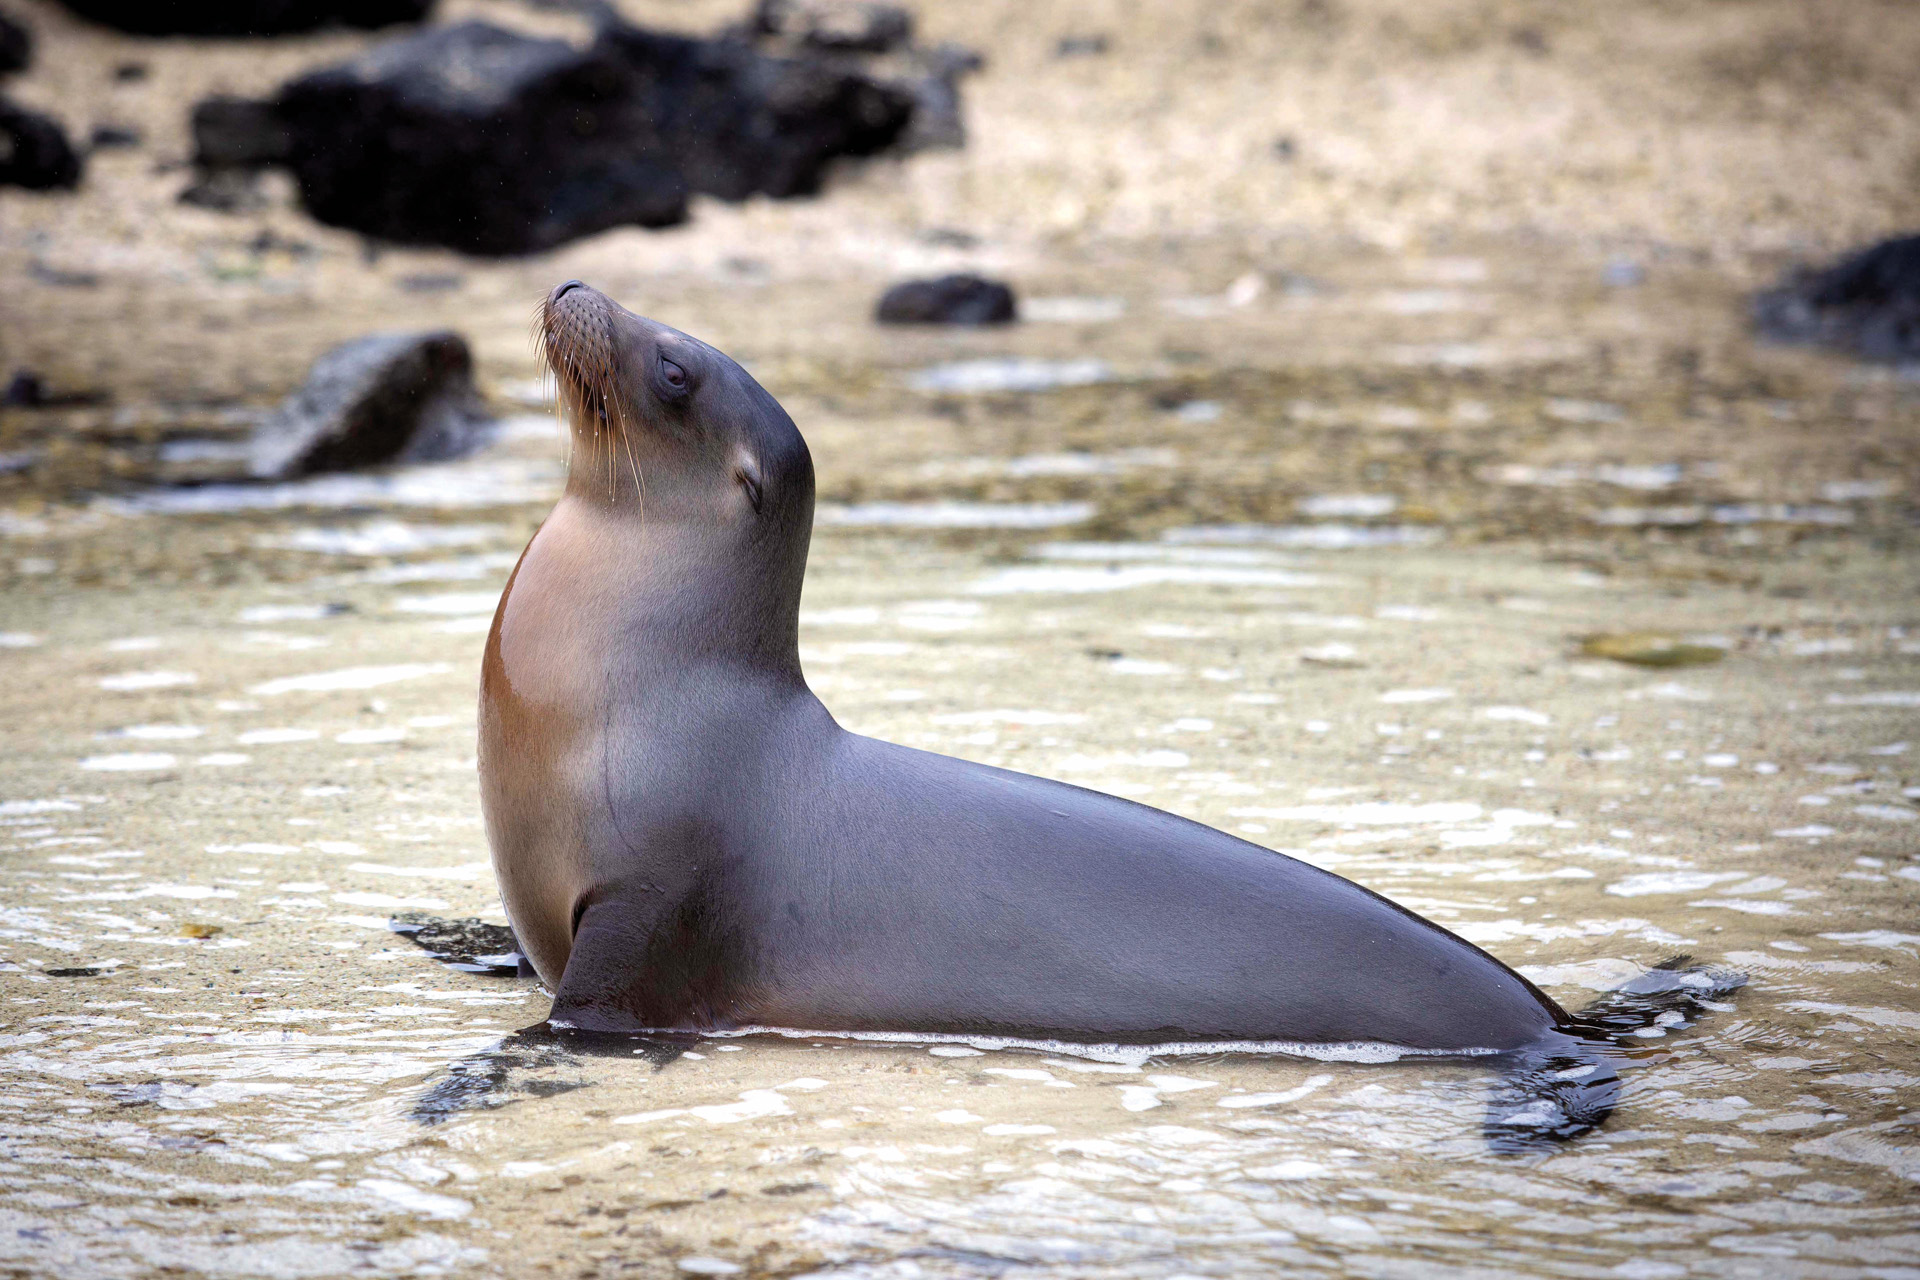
[410,1022,690,1125]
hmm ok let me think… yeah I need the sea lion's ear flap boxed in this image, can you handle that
[733,455,765,514]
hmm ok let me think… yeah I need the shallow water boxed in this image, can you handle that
[2,422,1917,1279]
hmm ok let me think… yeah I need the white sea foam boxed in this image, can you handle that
[102,724,203,740]
[262,522,502,557]
[1037,542,1299,565]
[250,664,450,695]
[237,728,319,745]
[1379,688,1452,704]
[906,357,1115,393]
[78,753,177,772]
[336,728,407,744]
[1160,524,1441,550]
[1229,801,1483,825]
[394,593,500,616]
[1216,1074,1334,1109]
[356,1179,470,1220]
[347,862,490,881]
[1826,691,1920,708]
[104,458,557,515]
[972,564,1320,594]
[1299,494,1397,519]
[1606,871,1748,897]
[612,1025,1497,1067]
[613,1088,796,1126]
[237,603,346,623]
[1021,296,1127,323]
[98,670,196,691]
[818,501,1095,529]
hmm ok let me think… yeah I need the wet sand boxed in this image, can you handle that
[2,0,1919,1276]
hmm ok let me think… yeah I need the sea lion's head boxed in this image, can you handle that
[537,280,814,532]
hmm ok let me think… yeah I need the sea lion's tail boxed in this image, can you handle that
[1484,955,1747,1152]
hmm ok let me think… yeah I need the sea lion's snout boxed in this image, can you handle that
[539,280,624,435]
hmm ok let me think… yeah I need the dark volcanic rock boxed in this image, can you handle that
[0,10,32,74]
[236,18,915,253]
[1756,234,1920,363]
[0,98,81,189]
[274,21,688,254]
[191,96,291,168]
[752,0,912,53]
[248,331,492,479]
[56,1,433,36]
[876,273,1017,326]
[89,124,141,149]
[3,370,44,407]
[605,23,916,201]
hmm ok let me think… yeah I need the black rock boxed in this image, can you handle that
[752,0,912,53]
[1756,234,1920,363]
[605,23,916,201]
[191,96,291,168]
[3,369,44,407]
[55,0,433,36]
[248,331,492,479]
[0,10,31,74]
[274,21,688,254]
[876,273,1017,326]
[0,98,81,189]
[89,124,141,149]
[253,19,916,253]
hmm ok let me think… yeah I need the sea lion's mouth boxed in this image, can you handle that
[537,280,627,439]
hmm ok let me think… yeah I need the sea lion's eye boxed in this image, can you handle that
[660,357,687,389]
[737,468,763,513]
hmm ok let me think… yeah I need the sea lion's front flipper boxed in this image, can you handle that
[549,882,750,1034]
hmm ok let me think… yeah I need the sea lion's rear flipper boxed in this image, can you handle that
[1483,1035,1623,1152]
[1485,956,1747,1152]
[1561,954,1748,1042]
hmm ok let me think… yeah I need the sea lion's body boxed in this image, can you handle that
[480,281,1568,1054]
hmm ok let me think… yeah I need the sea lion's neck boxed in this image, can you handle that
[539,494,809,685]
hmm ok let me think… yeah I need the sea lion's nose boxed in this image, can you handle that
[553,279,586,301]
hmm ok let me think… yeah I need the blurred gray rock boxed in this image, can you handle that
[248,331,492,479]
[876,273,1016,325]
[1755,233,1920,363]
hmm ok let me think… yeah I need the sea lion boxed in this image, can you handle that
[478,282,1733,1130]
